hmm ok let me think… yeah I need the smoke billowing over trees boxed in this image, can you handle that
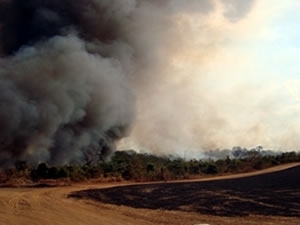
[0,0,274,167]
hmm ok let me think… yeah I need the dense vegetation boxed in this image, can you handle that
[1,148,300,183]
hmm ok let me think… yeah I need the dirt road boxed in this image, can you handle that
[0,163,300,225]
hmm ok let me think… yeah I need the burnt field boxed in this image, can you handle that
[70,166,300,217]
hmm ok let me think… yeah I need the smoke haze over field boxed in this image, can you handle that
[118,0,300,157]
[0,0,299,165]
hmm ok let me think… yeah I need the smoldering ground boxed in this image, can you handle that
[0,0,272,166]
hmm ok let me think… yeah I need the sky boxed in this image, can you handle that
[200,1,300,142]
[203,1,300,150]
[119,0,300,156]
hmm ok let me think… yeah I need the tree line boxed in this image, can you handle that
[1,148,300,183]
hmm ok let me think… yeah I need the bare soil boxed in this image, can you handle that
[0,163,300,225]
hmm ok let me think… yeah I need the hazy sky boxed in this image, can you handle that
[119,0,300,155]
[203,1,300,150]
[200,1,300,142]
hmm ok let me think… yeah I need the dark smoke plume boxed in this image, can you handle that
[0,0,257,166]
[0,0,138,166]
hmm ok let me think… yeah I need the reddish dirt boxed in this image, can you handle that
[0,163,299,225]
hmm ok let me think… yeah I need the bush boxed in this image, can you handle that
[206,164,218,174]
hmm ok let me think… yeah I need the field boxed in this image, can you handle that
[0,163,299,225]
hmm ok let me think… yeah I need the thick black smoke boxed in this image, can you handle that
[0,0,138,166]
[0,0,256,166]
[0,0,133,55]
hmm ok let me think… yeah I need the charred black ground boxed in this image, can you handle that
[70,165,300,217]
